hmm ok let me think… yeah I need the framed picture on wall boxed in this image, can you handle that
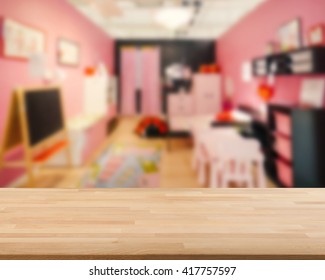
[57,38,80,66]
[308,24,325,46]
[278,18,303,52]
[0,17,46,60]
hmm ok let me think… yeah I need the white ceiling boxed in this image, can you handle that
[68,0,266,39]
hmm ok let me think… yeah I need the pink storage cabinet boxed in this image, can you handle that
[121,48,137,116]
[270,106,294,187]
[274,112,292,137]
[120,47,161,116]
[274,134,292,161]
[168,93,193,116]
[192,74,221,115]
[276,159,293,187]
[268,105,325,188]
[141,47,161,115]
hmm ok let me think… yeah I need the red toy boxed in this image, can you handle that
[135,117,168,137]
[216,111,233,122]
[258,83,274,102]
[84,67,96,76]
[199,64,221,74]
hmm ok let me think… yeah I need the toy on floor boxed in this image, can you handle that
[140,159,158,173]
[138,159,160,188]
[135,117,168,138]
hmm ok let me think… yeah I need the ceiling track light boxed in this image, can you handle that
[182,0,190,6]
[154,4,194,31]
[180,0,202,28]
[193,0,202,14]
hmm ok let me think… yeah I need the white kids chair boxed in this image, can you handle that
[194,128,240,185]
[191,123,214,171]
[209,138,266,188]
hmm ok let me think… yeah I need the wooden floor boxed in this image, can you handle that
[19,117,199,188]
[19,117,275,189]
[106,117,199,188]
[1,188,325,260]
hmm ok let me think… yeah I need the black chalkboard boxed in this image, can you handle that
[24,88,64,146]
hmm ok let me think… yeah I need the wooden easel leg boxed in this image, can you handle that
[26,168,34,187]
[25,155,35,187]
[65,145,73,168]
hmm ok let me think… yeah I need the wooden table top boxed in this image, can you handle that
[1,188,325,260]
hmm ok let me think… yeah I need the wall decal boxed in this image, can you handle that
[58,38,80,66]
[278,18,302,51]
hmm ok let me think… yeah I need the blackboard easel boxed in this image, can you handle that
[0,86,72,187]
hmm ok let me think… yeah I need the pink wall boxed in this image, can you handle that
[217,0,325,110]
[0,0,115,187]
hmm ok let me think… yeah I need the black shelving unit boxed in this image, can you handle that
[268,105,325,187]
[252,46,325,76]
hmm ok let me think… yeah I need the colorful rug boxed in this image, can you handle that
[80,144,162,188]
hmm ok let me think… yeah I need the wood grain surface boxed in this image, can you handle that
[1,188,325,259]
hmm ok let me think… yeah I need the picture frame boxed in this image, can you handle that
[0,17,46,60]
[278,18,302,52]
[308,24,325,46]
[57,38,80,66]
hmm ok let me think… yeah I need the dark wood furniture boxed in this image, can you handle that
[253,46,325,76]
[228,105,325,188]
[268,105,325,187]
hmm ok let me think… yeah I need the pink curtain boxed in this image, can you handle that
[141,48,161,116]
[121,48,137,116]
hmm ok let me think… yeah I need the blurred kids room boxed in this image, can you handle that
[1,0,325,189]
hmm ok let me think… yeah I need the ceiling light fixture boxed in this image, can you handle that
[154,7,194,30]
